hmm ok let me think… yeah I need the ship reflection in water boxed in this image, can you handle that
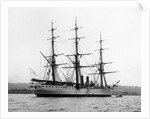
[8,94,141,112]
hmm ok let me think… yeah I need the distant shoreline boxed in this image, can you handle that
[8,89,141,96]
[8,83,141,95]
[8,89,32,94]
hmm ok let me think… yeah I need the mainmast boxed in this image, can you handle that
[99,34,104,87]
[64,19,90,89]
[74,20,80,88]
[50,21,56,83]
[70,19,84,89]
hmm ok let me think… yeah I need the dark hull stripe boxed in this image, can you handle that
[35,94,111,97]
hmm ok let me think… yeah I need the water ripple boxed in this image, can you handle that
[8,94,141,112]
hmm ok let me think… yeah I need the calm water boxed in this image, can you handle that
[8,94,141,112]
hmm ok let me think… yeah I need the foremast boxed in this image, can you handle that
[40,21,61,83]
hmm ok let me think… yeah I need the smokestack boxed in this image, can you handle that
[86,76,89,84]
[80,75,84,86]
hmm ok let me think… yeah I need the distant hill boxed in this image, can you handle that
[111,85,141,95]
[8,83,141,95]
[8,83,29,90]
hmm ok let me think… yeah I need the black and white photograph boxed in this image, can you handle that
[0,0,150,118]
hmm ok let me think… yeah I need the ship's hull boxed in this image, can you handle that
[35,94,111,97]
[29,85,112,97]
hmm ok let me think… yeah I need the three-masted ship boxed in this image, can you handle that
[29,20,120,97]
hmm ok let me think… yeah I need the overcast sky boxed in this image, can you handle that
[8,6,141,86]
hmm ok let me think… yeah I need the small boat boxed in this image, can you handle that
[116,94,123,97]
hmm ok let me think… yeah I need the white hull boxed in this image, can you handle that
[29,85,112,97]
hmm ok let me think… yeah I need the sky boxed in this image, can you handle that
[8,6,141,86]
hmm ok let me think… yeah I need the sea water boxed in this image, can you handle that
[8,94,141,112]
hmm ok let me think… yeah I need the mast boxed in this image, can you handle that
[99,34,104,87]
[51,21,56,83]
[64,19,88,89]
[63,19,92,89]
[73,19,81,89]
[99,34,110,88]
[45,21,60,83]
[94,33,118,88]
[40,21,67,83]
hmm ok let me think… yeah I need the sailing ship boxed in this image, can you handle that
[29,20,120,97]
